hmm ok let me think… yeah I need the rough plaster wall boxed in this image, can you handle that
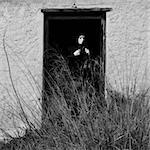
[0,0,149,138]
[0,2,43,138]
[106,0,148,92]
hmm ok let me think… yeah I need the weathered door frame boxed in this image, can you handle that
[41,8,112,121]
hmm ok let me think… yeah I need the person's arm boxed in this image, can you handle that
[73,49,81,56]
[85,48,90,55]
[85,48,90,61]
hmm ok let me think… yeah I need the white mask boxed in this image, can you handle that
[78,35,85,45]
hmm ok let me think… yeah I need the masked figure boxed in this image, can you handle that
[70,34,90,80]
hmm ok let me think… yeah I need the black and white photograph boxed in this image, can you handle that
[0,0,149,149]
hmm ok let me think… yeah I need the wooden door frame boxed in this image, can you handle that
[41,8,112,121]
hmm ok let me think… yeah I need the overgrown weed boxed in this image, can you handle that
[0,52,150,150]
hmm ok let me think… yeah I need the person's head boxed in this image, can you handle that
[78,34,85,45]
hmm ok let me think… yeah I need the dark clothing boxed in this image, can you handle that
[76,45,89,66]
[68,45,90,79]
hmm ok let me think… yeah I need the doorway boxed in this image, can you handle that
[41,8,111,118]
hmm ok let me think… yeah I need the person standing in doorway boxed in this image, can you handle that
[72,34,90,82]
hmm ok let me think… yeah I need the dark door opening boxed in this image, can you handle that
[48,19,102,58]
[41,8,111,120]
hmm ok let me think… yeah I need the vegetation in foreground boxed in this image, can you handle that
[0,54,150,150]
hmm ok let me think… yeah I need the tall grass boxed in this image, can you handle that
[1,52,150,150]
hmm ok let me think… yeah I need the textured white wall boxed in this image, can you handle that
[106,0,148,92]
[0,0,149,139]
